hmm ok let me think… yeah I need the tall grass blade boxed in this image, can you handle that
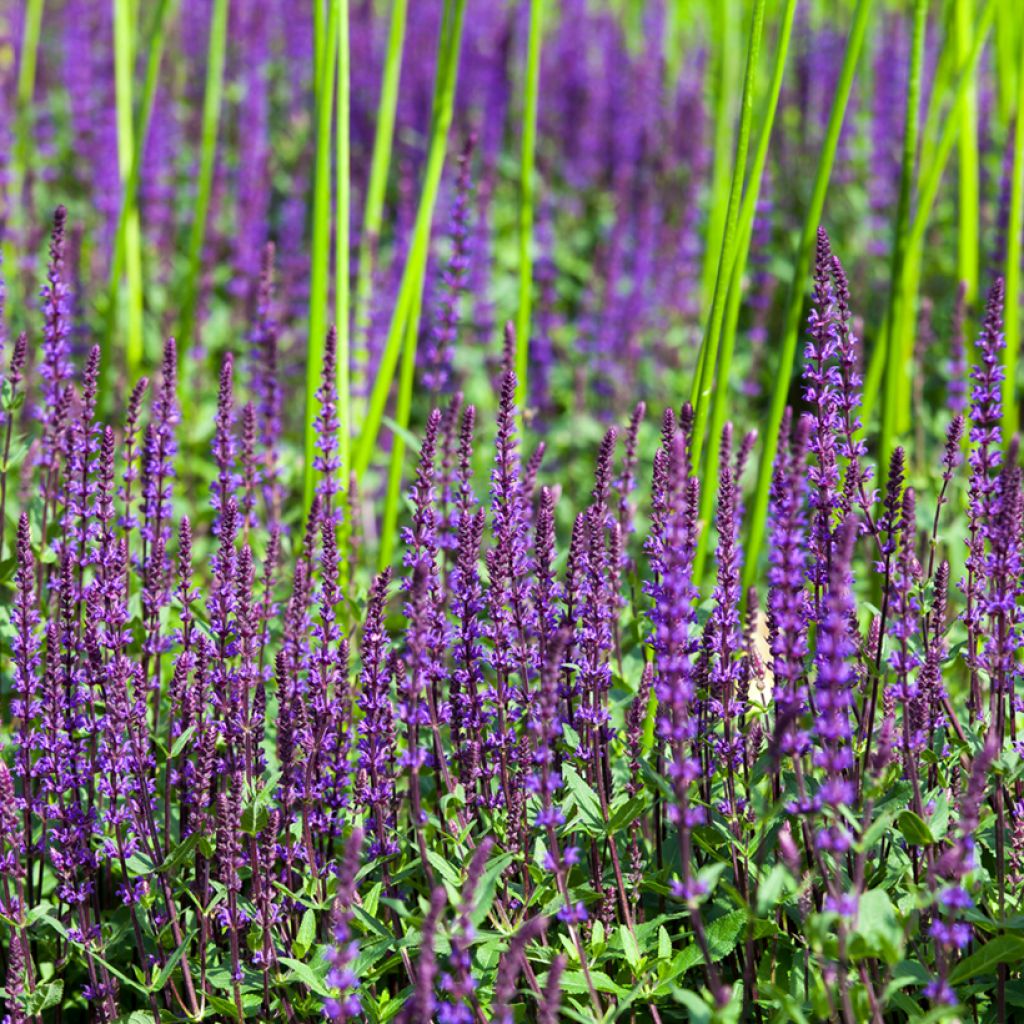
[176,0,230,377]
[743,0,875,591]
[1002,18,1024,436]
[336,0,351,487]
[304,0,341,511]
[352,0,410,417]
[515,0,544,411]
[376,0,467,566]
[353,0,467,486]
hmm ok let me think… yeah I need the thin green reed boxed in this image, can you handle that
[352,0,410,416]
[879,0,928,473]
[698,0,739,318]
[376,0,467,568]
[304,0,340,512]
[177,0,230,374]
[687,0,767,581]
[1002,20,1024,437]
[515,0,545,410]
[113,0,145,378]
[957,0,980,312]
[693,0,797,585]
[102,0,178,400]
[743,0,875,592]
[860,0,995,427]
[353,0,467,486]
[3,0,45,315]
[336,0,351,486]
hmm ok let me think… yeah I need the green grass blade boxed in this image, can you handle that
[879,0,929,470]
[743,0,875,592]
[176,0,230,374]
[1002,18,1024,437]
[352,0,410,416]
[3,0,45,318]
[336,0,351,487]
[101,0,177,401]
[353,0,467,487]
[304,0,340,511]
[514,0,544,411]
[956,0,980,310]
[375,0,467,566]
[860,0,995,426]
[693,0,797,584]
[113,0,145,379]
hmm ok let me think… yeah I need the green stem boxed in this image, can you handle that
[1002,18,1024,437]
[879,0,928,471]
[515,0,544,411]
[113,0,145,379]
[176,0,230,373]
[957,0,980,310]
[693,0,797,584]
[688,0,767,486]
[102,0,178,401]
[353,0,467,485]
[743,0,875,593]
[861,0,995,425]
[304,0,340,511]
[352,0,410,416]
[3,0,45,318]
[336,0,351,486]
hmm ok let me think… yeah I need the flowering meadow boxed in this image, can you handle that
[2,0,1024,1021]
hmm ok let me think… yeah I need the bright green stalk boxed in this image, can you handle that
[879,0,928,471]
[177,0,230,368]
[375,0,467,563]
[113,0,145,378]
[957,0,979,309]
[3,0,45,315]
[860,0,995,426]
[352,0,409,414]
[102,0,177,401]
[336,0,351,487]
[304,0,340,512]
[1002,19,1024,437]
[353,0,467,485]
[698,0,738,317]
[693,0,796,584]
[688,0,766,478]
[515,0,544,410]
[743,0,875,593]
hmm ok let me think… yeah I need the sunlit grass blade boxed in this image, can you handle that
[304,0,341,511]
[743,0,875,592]
[514,0,544,411]
[878,0,929,471]
[1002,18,1024,436]
[957,0,980,311]
[860,0,995,426]
[176,0,229,377]
[352,0,410,417]
[336,0,351,487]
[113,0,145,380]
[376,0,467,567]
[692,0,797,584]
[353,0,467,487]
[3,0,45,320]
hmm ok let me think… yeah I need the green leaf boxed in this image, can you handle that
[897,810,935,846]
[670,988,712,1023]
[169,724,196,759]
[658,925,672,961]
[620,924,643,972]
[151,931,192,992]
[949,935,1024,986]
[26,980,63,1014]
[294,908,317,958]
[562,764,604,835]
[471,851,514,927]
[852,890,904,965]
[279,954,332,997]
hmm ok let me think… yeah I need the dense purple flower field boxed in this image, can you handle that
[2,1,1024,1022]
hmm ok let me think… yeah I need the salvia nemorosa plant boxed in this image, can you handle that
[2,201,1024,1024]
